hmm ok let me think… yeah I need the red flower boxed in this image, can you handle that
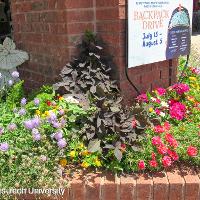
[167,149,179,161]
[154,125,165,134]
[163,122,171,131]
[187,146,198,157]
[132,119,137,128]
[165,133,178,148]
[162,156,172,167]
[151,152,156,160]
[138,160,145,170]
[157,144,168,155]
[121,144,126,151]
[46,100,52,106]
[152,136,162,146]
[149,160,158,168]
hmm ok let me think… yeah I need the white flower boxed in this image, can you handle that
[161,101,169,108]
[8,80,13,86]
[64,96,79,104]
[160,112,166,117]
[0,72,2,79]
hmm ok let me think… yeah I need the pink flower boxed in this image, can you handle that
[157,144,168,155]
[169,102,186,120]
[138,160,145,170]
[152,136,162,146]
[163,122,171,131]
[191,67,200,75]
[172,83,190,95]
[165,133,178,148]
[156,88,166,96]
[168,99,177,106]
[154,125,165,134]
[155,109,161,115]
[167,149,179,161]
[162,156,172,167]
[136,94,148,103]
[187,146,198,157]
[149,160,158,168]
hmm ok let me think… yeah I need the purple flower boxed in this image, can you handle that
[7,123,17,131]
[60,118,66,127]
[32,117,40,128]
[57,139,67,149]
[54,130,63,141]
[0,127,4,135]
[11,71,19,79]
[47,112,57,123]
[34,98,40,106]
[24,117,40,130]
[32,128,39,135]
[8,80,13,86]
[59,109,65,115]
[13,108,18,113]
[21,98,27,106]
[33,133,41,141]
[18,108,26,116]
[0,143,9,151]
[52,122,61,129]
[24,120,34,130]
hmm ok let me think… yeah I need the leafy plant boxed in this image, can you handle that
[54,32,147,161]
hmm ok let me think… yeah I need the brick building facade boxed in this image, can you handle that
[10,0,177,105]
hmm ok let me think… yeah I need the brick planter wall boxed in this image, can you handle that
[14,167,199,200]
[11,0,178,104]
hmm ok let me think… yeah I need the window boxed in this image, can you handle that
[0,0,12,43]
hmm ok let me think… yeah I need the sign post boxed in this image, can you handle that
[128,0,193,68]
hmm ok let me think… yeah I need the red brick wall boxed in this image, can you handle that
[11,0,177,103]
[16,167,200,200]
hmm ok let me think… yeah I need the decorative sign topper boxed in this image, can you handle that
[128,0,193,68]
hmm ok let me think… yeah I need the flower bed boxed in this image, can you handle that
[0,34,199,199]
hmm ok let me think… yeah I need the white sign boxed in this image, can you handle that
[128,0,193,68]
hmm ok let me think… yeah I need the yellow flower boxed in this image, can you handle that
[79,143,84,149]
[81,162,89,168]
[35,110,41,116]
[187,96,195,102]
[41,114,46,118]
[59,159,67,167]
[44,111,50,116]
[59,96,64,101]
[189,77,197,82]
[179,126,186,131]
[81,150,89,156]
[149,107,153,113]
[94,159,101,167]
[70,151,76,158]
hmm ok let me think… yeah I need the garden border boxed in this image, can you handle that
[15,167,200,200]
